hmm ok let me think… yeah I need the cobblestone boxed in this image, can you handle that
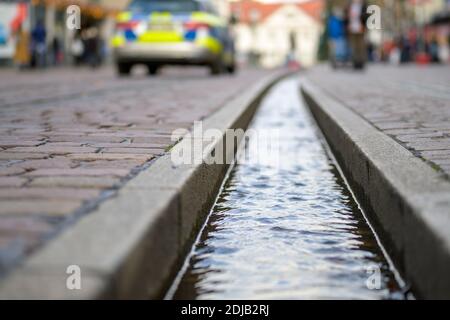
[0,177,27,188]
[307,65,450,177]
[0,188,101,201]
[0,66,272,270]
[0,200,81,216]
[28,176,121,189]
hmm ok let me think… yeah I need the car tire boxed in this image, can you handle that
[147,65,159,76]
[209,59,223,76]
[117,62,132,76]
[226,63,236,74]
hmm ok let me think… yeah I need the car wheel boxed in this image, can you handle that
[147,65,159,76]
[117,62,132,76]
[226,63,236,74]
[209,59,223,76]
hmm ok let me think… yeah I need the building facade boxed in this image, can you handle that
[231,0,324,68]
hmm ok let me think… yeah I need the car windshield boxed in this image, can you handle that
[128,0,201,14]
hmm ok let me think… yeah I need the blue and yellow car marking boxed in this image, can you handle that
[112,11,224,54]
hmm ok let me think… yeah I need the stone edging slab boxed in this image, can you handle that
[301,79,450,299]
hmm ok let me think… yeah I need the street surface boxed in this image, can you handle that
[306,65,450,177]
[0,63,448,291]
[0,66,271,273]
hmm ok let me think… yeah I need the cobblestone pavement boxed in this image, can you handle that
[0,66,272,274]
[306,64,450,177]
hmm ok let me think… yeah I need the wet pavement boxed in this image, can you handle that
[171,78,404,300]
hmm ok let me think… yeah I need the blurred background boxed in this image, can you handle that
[0,0,449,70]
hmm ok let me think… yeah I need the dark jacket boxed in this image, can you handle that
[344,2,370,34]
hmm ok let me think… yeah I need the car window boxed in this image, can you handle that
[198,0,218,15]
[128,0,201,13]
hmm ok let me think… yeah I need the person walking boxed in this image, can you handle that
[83,26,101,68]
[31,20,47,68]
[327,6,348,68]
[71,31,84,66]
[13,25,30,69]
[51,36,63,66]
[345,0,369,70]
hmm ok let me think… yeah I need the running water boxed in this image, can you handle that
[171,78,404,300]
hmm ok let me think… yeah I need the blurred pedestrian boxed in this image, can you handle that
[437,37,449,63]
[389,41,401,65]
[399,36,412,64]
[428,36,440,63]
[84,27,101,68]
[327,6,348,68]
[51,37,63,66]
[71,32,84,66]
[0,23,7,45]
[13,25,30,69]
[286,32,300,70]
[345,0,369,70]
[31,20,47,68]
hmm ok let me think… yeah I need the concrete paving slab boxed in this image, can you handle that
[301,78,450,299]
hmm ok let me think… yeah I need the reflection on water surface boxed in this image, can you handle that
[172,78,403,300]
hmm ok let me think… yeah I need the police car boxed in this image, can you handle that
[112,0,236,75]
